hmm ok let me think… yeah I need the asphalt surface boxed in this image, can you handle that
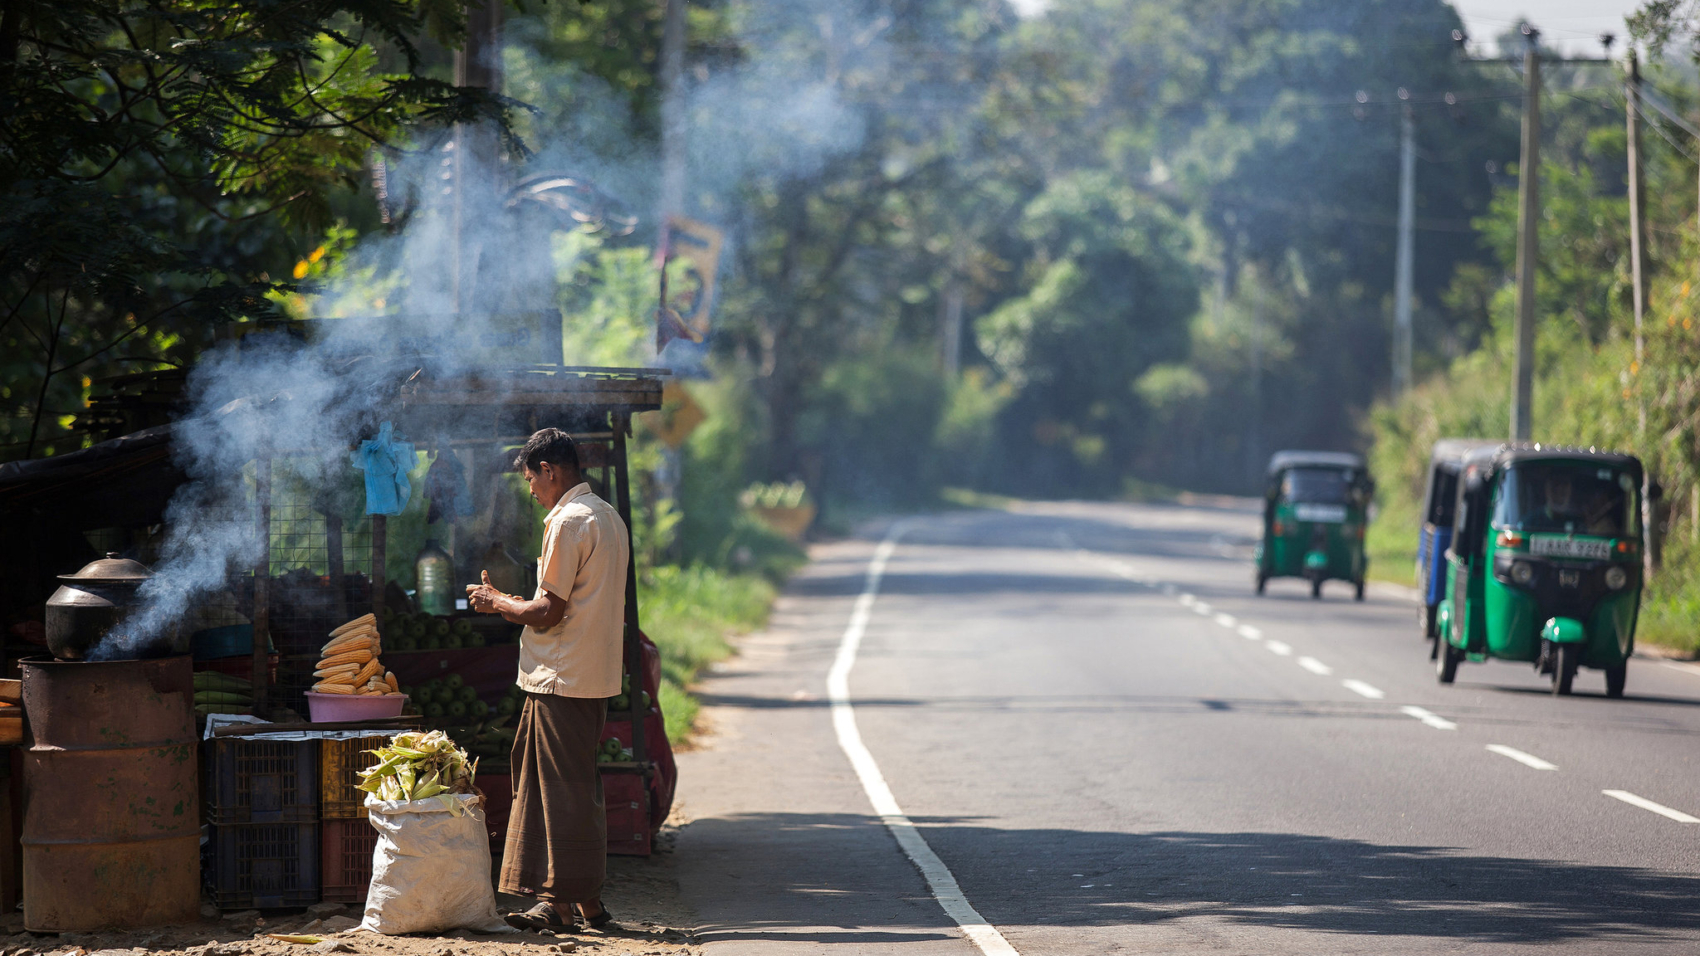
[674,501,1700,954]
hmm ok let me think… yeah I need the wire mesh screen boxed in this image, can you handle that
[264,487,374,717]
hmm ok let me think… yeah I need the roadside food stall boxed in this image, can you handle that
[0,324,677,927]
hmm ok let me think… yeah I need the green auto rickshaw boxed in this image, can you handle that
[1435,444,1651,697]
[1255,451,1373,600]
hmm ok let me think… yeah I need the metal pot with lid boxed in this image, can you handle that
[45,554,177,660]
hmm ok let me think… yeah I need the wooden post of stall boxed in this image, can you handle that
[611,414,646,766]
[326,513,347,623]
[252,456,273,717]
[371,514,388,631]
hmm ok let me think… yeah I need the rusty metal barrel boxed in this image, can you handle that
[21,655,200,931]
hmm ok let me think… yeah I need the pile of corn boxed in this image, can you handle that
[356,730,479,811]
[311,613,400,696]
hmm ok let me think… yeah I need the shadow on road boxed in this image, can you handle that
[684,813,1700,945]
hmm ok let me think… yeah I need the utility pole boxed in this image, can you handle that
[451,0,504,314]
[658,0,688,221]
[1393,96,1416,398]
[1510,25,1541,442]
[1626,49,1648,435]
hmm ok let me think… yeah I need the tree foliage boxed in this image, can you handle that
[0,0,512,457]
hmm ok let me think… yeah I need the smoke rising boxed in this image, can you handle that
[91,0,879,661]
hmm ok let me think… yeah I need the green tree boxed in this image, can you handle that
[0,0,513,459]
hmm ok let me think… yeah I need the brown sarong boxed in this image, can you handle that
[499,693,606,904]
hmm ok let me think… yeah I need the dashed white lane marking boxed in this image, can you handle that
[1602,789,1700,823]
[1265,640,1293,656]
[1178,592,1196,605]
[1192,603,1214,616]
[1237,624,1262,640]
[1342,679,1386,700]
[1400,705,1458,731]
[1297,656,1333,676]
[829,525,1020,956]
[1486,744,1558,771]
[1214,612,1237,628]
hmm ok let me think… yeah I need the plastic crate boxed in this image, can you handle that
[603,771,651,857]
[209,822,320,909]
[320,817,379,903]
[477,769,512,846]
[205,736,319,824]
[320,735,393,819]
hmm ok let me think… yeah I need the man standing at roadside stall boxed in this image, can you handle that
[465,427,629,932]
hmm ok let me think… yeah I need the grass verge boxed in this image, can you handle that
[639,563,782,744]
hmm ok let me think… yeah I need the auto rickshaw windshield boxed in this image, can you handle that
[1492,461,1640,537]
[1282,467,1354,505]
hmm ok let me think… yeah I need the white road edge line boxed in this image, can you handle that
[1342,679,1385,699]
[1297,656,1333,676]
[1602,789,1700,823]
[1659,660,1700,679]
[1400,705,1458,731]
[828,524,1021,956]
[1485,744,1557,770]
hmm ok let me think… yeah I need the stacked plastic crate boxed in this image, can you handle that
[319,734,391,904]
[205,735,321,908]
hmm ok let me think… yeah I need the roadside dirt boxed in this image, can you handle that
[1,825,702,956]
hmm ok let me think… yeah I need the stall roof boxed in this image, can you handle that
[0,425,183,529]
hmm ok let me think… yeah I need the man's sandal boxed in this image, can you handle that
[505,901,577,932]
[576,902,615,930]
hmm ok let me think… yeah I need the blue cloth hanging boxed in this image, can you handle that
[351,422,417,516]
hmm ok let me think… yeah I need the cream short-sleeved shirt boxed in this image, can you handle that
[516,482,629,698]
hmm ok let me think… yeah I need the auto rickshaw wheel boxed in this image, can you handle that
[1310,578,1322,600]
[1605,664,1627,699]
[1437,641,1461,683]
[1354,579,1365,602]
[1551,644,1579,696]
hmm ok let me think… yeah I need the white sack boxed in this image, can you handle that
[361,793,515,935]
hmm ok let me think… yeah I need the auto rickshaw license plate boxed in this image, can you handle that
[1529,535,1610,560]
[1293,503,1347,523]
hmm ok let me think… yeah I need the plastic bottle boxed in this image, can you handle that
[415,540,455,617]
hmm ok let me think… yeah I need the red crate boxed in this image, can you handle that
[603,771,651,857]
[476,770,512,847]
[485,769,649,856]
[320,817,378,904]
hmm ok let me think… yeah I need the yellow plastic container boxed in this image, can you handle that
[321,734,395,819]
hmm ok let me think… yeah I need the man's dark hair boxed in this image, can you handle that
[513,428,579,474]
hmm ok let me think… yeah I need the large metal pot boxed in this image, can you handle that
[44,553,179,660]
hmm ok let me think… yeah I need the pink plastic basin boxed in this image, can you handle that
[305,692,409,723]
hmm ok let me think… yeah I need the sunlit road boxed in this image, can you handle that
[673,501,1700,954]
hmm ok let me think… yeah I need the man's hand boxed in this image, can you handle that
[466,570,506,615]
[467,571,569,629]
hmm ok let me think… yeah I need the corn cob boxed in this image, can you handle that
[330,613,377,638]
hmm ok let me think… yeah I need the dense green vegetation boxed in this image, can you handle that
[13,1,1700,685]
[1365,5,1700,652]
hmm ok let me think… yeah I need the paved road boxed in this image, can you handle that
[674,501,1700,954]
